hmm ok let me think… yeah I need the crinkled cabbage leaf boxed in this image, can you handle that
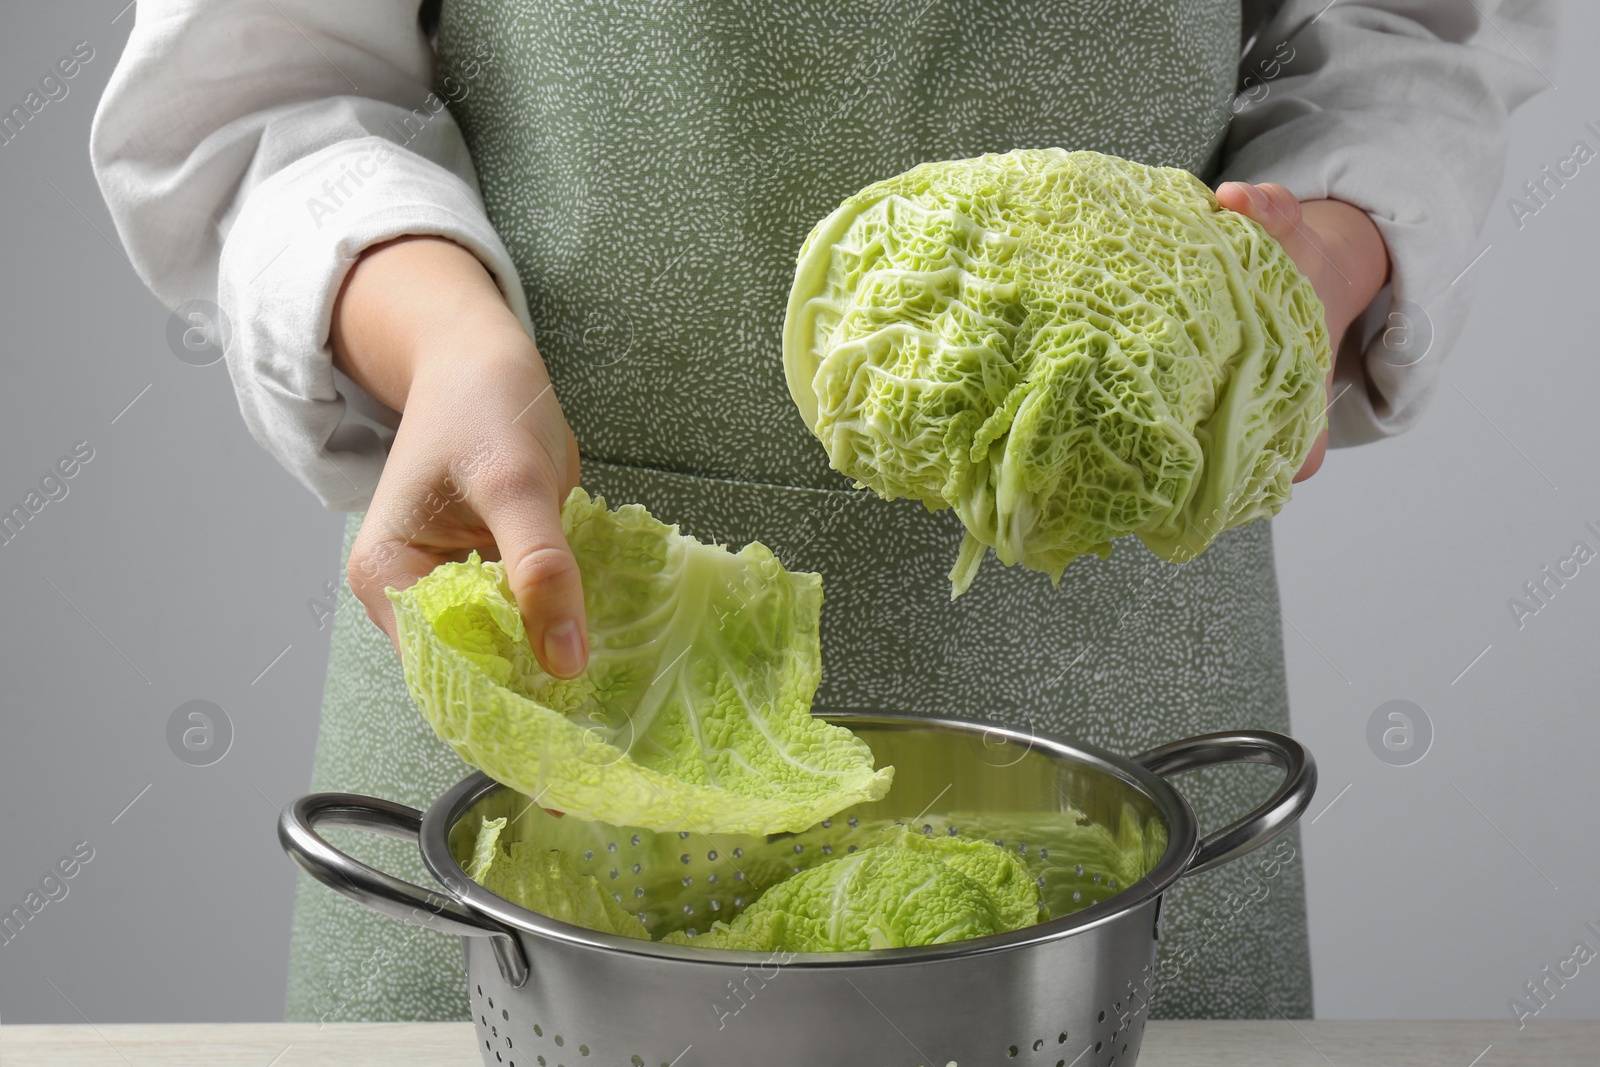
[467,817,647,939]
[662,827,1041,951]
[782,809,1159,914]
[388,489,893,835]
[783,149,1330,595]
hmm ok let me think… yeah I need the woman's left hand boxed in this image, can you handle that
[1215,182,1391,482]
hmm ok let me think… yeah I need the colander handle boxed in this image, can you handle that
[279,792,530,987]
[1133,730,1316,878]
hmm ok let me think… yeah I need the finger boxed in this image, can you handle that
[1214,180,1260,216]
[1294,358,1337,485]
[465,453,589,679]
[347,524,455,652]
[1255,183,1304,238]
[563,423,581,494]
[1294,426,1328,483]
[1217,181,1303,244]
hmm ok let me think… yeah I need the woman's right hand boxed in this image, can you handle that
[331,235,589,678]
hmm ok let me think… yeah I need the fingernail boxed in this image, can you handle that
[1248,185,1269,212]
[542,619,587,678]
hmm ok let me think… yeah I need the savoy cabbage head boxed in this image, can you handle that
[661,827,1042,951]
[783,149,1331,595]
[387,489,893,836]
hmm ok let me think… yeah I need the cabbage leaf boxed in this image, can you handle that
[467,816,648,938]
[388,489,893,835]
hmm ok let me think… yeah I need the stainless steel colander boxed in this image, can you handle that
[280,713,1314,1067]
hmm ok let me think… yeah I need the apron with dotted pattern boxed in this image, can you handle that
[286,0,1313,1023]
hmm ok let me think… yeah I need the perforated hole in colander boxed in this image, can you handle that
[476,981,679,1067]
[471,960,1148,1067]
[982,964,1153,1067]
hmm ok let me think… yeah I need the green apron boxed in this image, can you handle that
[286,0,1312,1023]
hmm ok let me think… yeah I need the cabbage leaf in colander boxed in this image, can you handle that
[387,489,893,836]
[661,827,1042,951]
[467,817,648,939]
[784,148,1330,595]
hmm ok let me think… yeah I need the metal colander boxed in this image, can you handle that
[281,713,1314,1067]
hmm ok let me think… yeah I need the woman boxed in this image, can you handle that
[92,0,1552,1022]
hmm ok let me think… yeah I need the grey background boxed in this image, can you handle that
[1,0,1595,1029]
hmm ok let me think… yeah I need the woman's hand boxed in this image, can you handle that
[331,235,589,678]
[1215,182,1391,482]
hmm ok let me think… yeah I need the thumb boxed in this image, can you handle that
[473,470,589,679]
[1217,181,1304,246]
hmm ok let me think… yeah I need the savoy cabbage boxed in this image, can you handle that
[783,149,1331,595]
[661,827,1042,951]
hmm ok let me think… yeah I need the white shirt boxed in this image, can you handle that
[90,0,1556,511]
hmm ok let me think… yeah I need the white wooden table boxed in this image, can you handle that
[0,1021,1587,1066]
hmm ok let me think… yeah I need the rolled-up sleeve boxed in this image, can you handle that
[91,0,527,511]
[1220,0,1557,447]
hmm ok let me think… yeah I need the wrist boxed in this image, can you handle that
[1299,198,1389,335]
[404,297,536,394]
[332,234,527,411]
[406,324,546,407]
